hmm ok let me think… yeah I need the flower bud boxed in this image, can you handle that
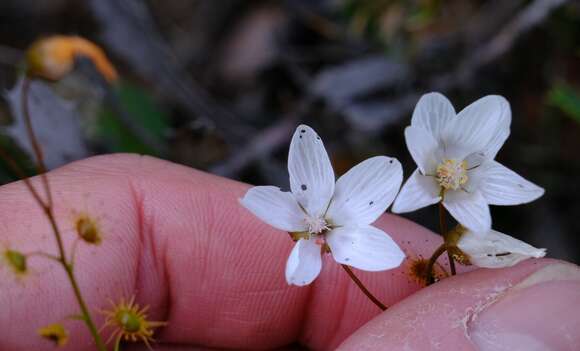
[75,214,102,245]
[3,249,27,275]
[26,35,118,82]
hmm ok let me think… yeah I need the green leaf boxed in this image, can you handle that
[548,83,580,123]
[97,82,169,155]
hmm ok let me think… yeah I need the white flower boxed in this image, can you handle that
[456,228,546,268]
[392,92,544,232]
[240,125,405,286]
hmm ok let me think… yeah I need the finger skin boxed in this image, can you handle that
[338,259,580,350]
[0,154,460,350]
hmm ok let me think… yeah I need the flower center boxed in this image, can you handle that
[305,215,329,235]
[436,159,468,191]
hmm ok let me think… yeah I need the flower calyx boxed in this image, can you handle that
[444,225,472,266]
[3,249,28,275]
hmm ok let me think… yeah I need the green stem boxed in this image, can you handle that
[341,264,387,311]
[18,79,108,350]
[44,207,107,351]
[27,251,61,262]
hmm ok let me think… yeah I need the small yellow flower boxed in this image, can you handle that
[2,249,27,276]
[38,323,69,346]
[74,212,102,245]
[100,296,166,351]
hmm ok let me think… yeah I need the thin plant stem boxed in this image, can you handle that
[9,80,109,350]
[27,250,61,262]
[0,147,45,206]
[424,243,447,285]
[438,202,456,275]
[20,78,53,207]
[0,147,107,349]
[45,207,108,350]
[341,264,387,311]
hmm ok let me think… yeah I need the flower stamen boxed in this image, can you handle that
[304,215,329,234]
[436,159,468,190]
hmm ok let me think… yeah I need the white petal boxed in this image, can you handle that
[404,126,441,174]
[441,95,511,160]
[240,186,307,232]
[288,125,335,217]
[392,168,441,213]
[463,155,492,193]
[443,190,491,232]
[326,225,405,271]
[481,102,511,160]
[411,92,456,142]
[458,229,546,268]
[285,239,322,286]
[326,156,403,226]
[480,161,544,206]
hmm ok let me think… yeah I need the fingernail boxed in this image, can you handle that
[470,263,580,351]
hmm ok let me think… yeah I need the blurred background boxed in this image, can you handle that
[0,0,578,263]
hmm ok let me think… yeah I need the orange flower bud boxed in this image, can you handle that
[26,35,118,83]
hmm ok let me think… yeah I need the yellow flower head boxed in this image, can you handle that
[100,296,166,351]
[38,323,69,347]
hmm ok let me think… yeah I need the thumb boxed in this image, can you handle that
[338,259,580,350]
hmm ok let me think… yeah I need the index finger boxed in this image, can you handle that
[0,154,451,350]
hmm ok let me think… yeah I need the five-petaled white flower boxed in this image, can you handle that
[240,125,405,286]
[392,92,544,232]
[455,227,546,268]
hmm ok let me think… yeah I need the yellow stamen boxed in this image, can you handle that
[436,159,468,190]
